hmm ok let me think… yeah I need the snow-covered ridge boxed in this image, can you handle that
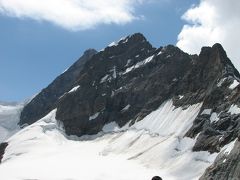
[108,36,127,47]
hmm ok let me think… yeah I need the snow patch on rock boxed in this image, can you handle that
[68,85,80,93]
[123,55,154,75]
[228,104,240,115]
[89,112,100,121]
[210,112,219,123]
[201,109,212,115]
[229,79,239,89]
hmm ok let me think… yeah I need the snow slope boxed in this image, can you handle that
[0,103,23,143]
[0,99,233,180]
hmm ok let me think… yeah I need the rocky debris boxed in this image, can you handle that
[0,142,8,163]
[19,49,97,125]
[200,140,240,180]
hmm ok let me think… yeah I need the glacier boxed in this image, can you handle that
[0,99,233,180]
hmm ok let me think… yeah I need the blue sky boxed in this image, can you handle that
[1,0,231,102]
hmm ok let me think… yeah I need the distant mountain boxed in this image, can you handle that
[1,33,240,180]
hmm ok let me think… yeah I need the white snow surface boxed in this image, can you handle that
[0,100,224,180]
[228,104,240,115]
[0,103,23,143]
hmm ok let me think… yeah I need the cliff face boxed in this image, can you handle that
[19,33,240,179]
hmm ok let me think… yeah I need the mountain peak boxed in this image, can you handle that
[83,48,97,56]
[106,32,150,49]
[127,32,147,42]
[199,43,239,78]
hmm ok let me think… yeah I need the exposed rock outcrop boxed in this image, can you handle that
[200,140,240,180]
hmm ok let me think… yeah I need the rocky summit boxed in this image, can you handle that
[14,33,240,179]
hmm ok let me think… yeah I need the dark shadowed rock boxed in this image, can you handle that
[200,140,240,180]
[0,142,8,163]
[56,33,195,136]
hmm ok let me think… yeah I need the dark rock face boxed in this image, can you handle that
[0,142,8,163]
[200,140,240,180]
[19,33,240,179]
[56,33,194,136]
[19,49,97,125]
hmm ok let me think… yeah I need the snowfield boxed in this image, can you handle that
[0,100,235,180]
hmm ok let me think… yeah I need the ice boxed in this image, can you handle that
[229,79,239,89]
[89,112,100,121]
[228,104,240,115]
[68,85,80,93]
[201,109,212,115]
